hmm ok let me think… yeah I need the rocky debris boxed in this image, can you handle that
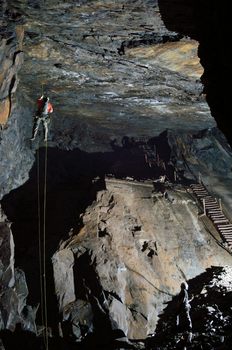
[209,266,232,292]
[149,266,232,350]
[0,205,37,333]
[61,299,94,342]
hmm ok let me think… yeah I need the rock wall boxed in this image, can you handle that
[0,5,34,199]
[167,128,232,211]
[53,173,232,341]
[158,0,232,145]
[0,2,36,335]
[0,2,24,126]
[0,208,37,332]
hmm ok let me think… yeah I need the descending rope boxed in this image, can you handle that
[37,146,45,344]
[37,137,49,349]
[36,84,49,349]
[43,139,49,350]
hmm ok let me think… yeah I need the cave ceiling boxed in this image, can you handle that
[11,0,215,150]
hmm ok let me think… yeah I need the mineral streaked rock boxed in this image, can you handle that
[0,99,34,199]
[127,39,203,79]
[0,19,34,199]
[0,98,10,126]
[14,0,215,152]
[0,22,24,126]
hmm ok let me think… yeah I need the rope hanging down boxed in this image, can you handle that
[37,139,49,350]
[43,139,49,350]
[37,147,45,338]
[41,83,44,96]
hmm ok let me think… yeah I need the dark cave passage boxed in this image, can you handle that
[158,0,232,146]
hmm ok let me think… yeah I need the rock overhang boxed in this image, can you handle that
[13,0,215,151]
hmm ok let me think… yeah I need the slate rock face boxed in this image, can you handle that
[0,3,24,127]
[0,5,34,199]
[52,175,232,342]
[0,209,37,333]
[0,7,36,333]
[13,0,214,152]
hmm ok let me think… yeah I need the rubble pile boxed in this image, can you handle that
[148,266,232,350]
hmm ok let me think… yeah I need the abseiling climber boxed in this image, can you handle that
[30,95,53,142]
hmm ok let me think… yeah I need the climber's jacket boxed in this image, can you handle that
[37,96,53,115]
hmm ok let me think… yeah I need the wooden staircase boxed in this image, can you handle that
[190,183,232,249]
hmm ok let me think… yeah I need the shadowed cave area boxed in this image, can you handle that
[158,0,232,145]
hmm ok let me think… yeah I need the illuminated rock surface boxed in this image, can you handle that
[1,1,232,349]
